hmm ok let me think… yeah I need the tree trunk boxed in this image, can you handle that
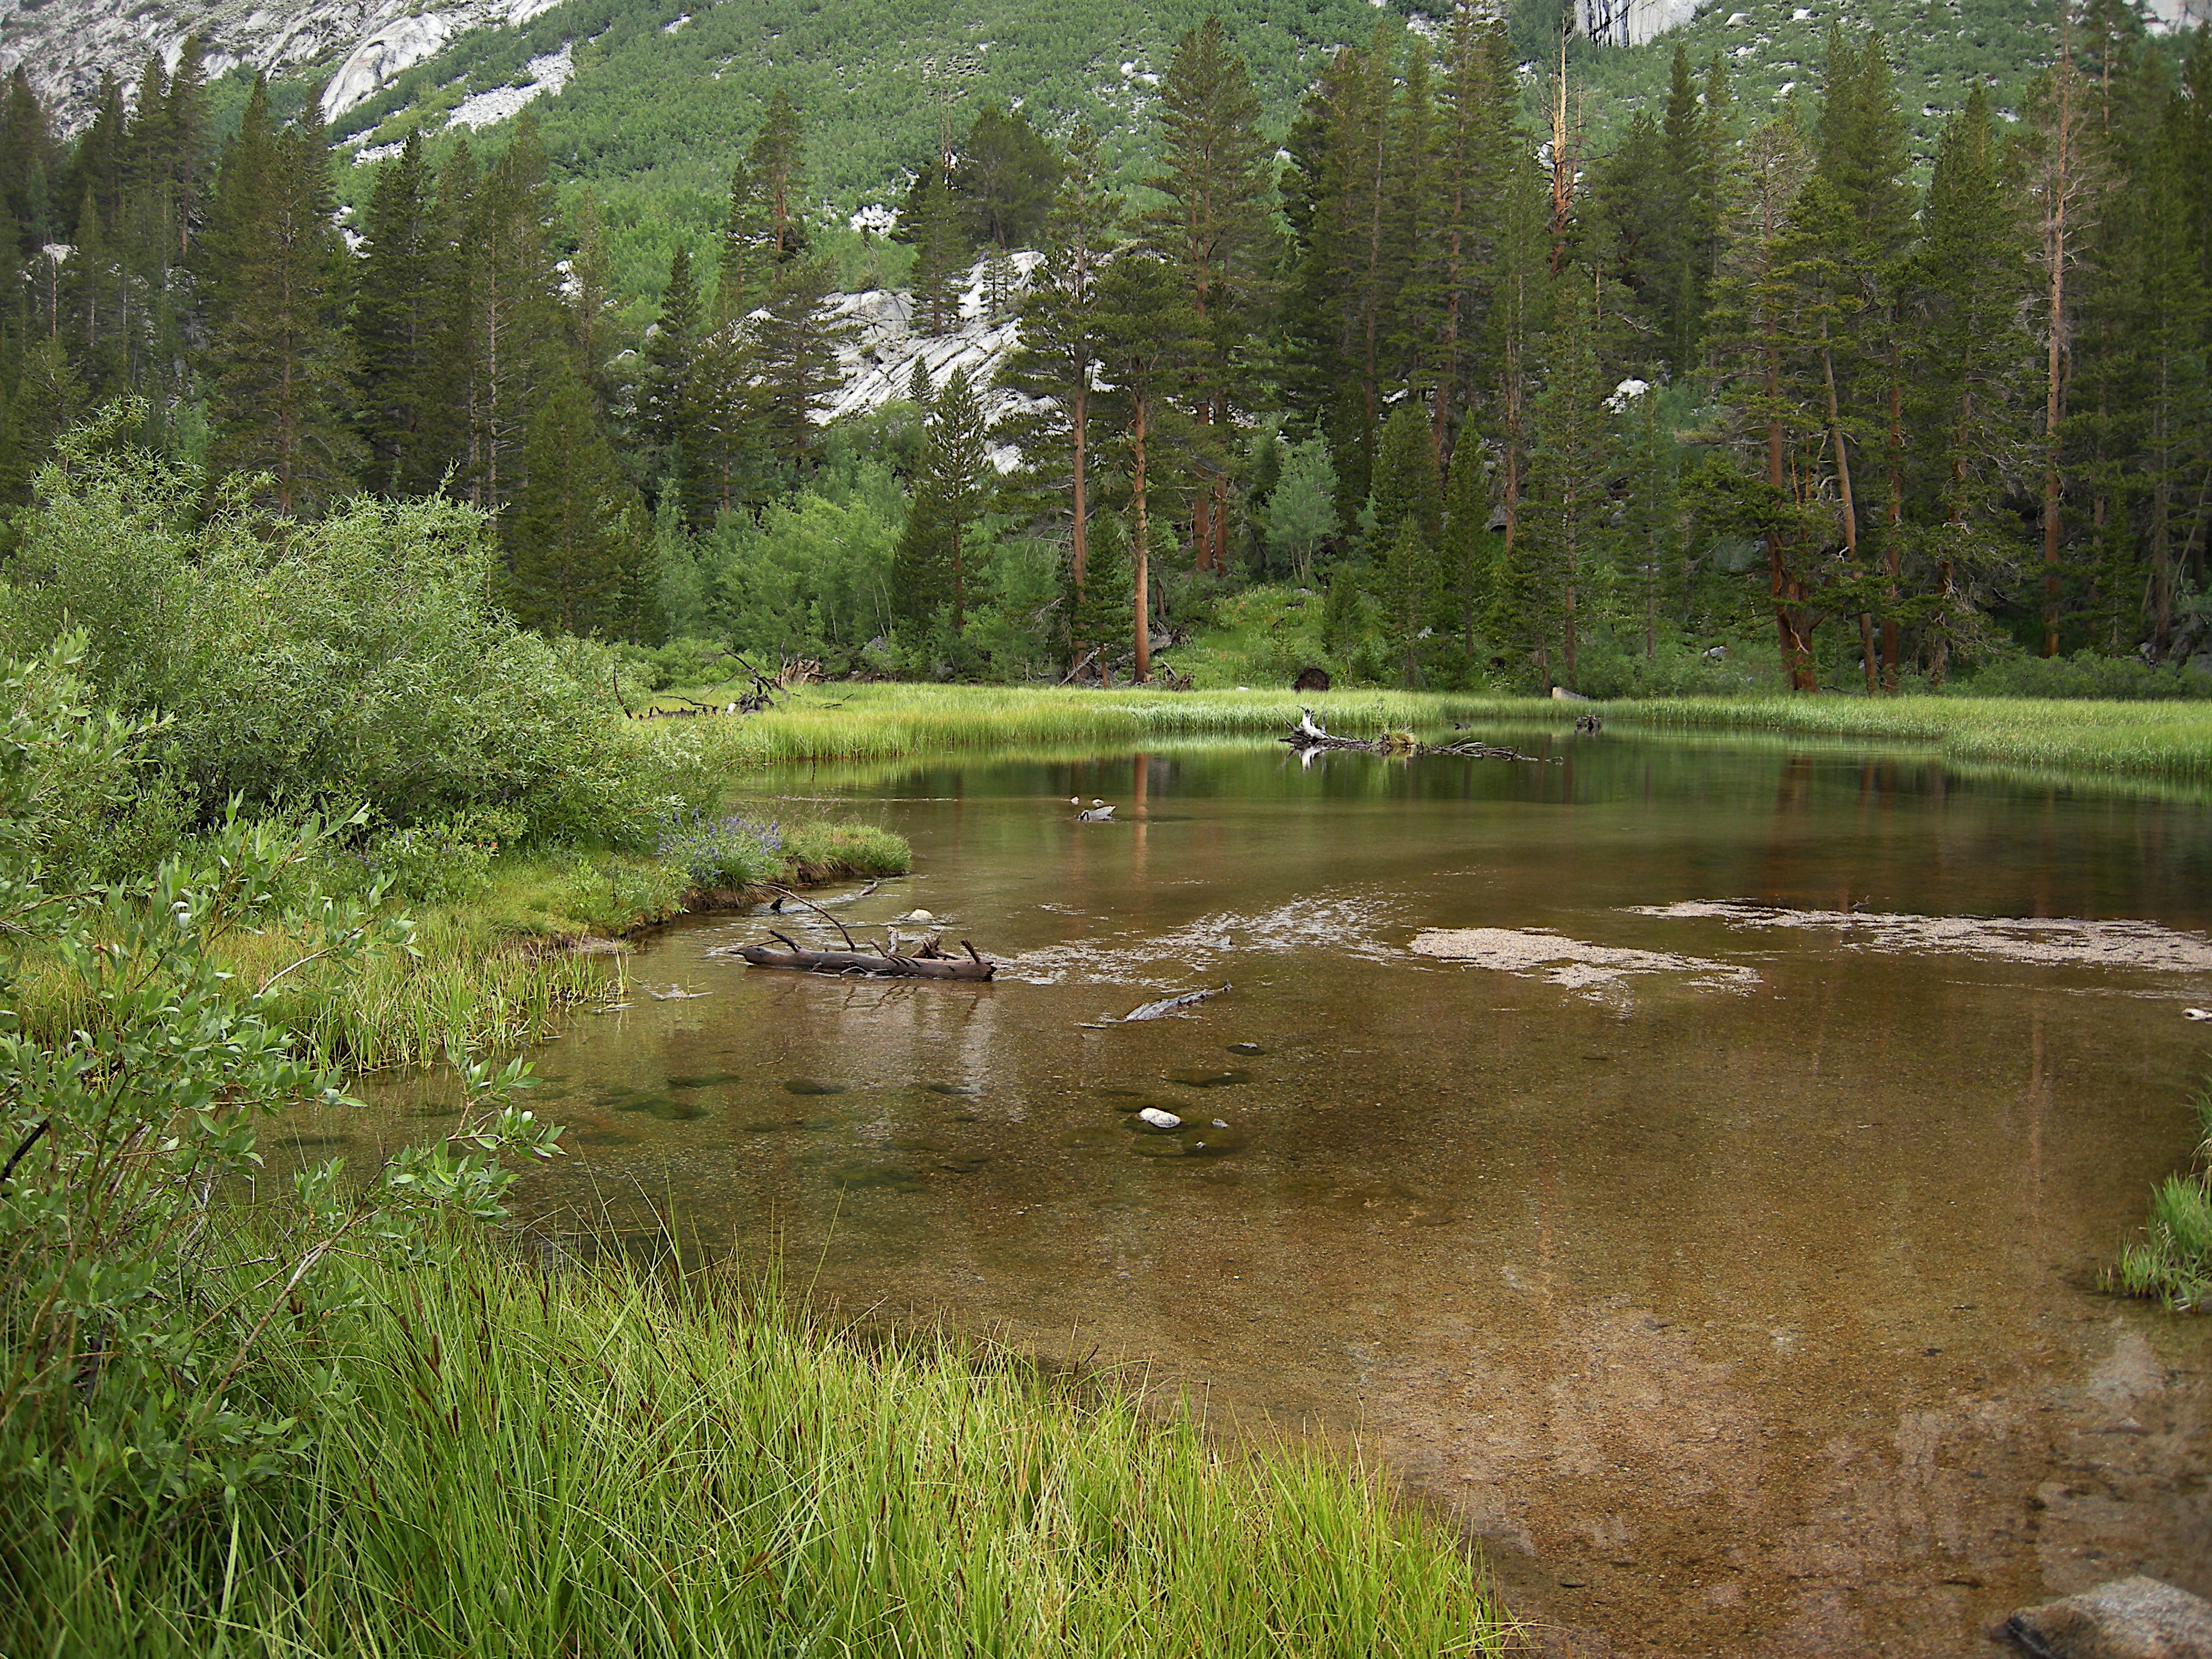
[1132,395,1151,684]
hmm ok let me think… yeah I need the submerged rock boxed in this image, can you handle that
[1999,1576,2212,1659]
[784,1078,848,1096]
[1166,1068,1251,1088]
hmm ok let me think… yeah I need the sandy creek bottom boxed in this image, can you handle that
[309,739,2212,1656]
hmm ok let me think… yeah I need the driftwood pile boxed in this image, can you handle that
[1280,709,1550,764]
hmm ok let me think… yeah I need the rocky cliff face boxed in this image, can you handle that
[0,0,562,134]
[816,252,1047,471]
[1575,0,1700,50]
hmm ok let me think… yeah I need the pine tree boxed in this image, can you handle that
[1611,382,1682,662]
[460,112,562,524]
[1369,399,1443,550]
[0,340,87,517]
[1707,112,1823,688]
[510,366,644,636]
[354,132,444,494]
[1813,28,1916,686]
[748,89,807,267]
[924,366,989,636]
[905,169,968,338]
[954,105,1061,251]
[1067,510,1135,677]
[1432,4,1519,446]
[1485,164,1555,633]
[1093,252,1201,682]
[891,473,952,637]
[1440,418,1489,655]
[1379,514,1437,686]
[755,255,854,473]
[2017,41,2107,658]
[1904,86,2033,685]
[997,121,1120,659]
[638,243,713,529]
[2,68,59,251]
[200,80,358,514]
[165,38,210,263]
[568,188,628,413]
[1515,272,1611,692]
[1148,15,1276,575]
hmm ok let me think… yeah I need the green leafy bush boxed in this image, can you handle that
[0,414,676,846]
[0,640,561,1526]
[1950,650,2212,701]
[357,808,526,906]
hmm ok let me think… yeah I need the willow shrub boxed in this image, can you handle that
[0,640,561,1567]
[0,408,701,850]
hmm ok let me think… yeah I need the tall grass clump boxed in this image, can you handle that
[4,1224,1515,1657]
[2113,1076,2212,1311]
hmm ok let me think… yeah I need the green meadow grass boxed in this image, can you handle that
[7,1224,1517,1658]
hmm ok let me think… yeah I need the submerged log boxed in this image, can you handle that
[1079,983,1232,1027]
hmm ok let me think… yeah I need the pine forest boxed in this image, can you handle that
[4,2,2211,697]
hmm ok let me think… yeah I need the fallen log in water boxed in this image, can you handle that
[1428,738,1553,762]
[723,939,997,979]
[1279,710,1549,763]
[712,887,996,977]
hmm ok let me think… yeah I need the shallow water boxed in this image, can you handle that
[327,736,2212,1656]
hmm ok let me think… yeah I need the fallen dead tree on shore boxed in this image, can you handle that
[1280,709,1551,763]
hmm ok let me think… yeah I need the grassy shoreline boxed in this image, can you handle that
[7,1222,1516,1657]
[626,682,2212,786]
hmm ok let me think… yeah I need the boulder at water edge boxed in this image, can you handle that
[1998,1576,2212,1659]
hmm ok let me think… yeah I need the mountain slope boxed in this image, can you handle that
[8,0,2203,299]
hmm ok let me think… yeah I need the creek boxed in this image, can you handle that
[339,733,2212,1657]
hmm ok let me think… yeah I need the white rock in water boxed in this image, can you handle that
[1137,1108,1182,1130]
[903,909,934,922]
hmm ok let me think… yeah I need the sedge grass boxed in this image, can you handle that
[4,1221,1516,1658]
[2113,1077,2212,1312]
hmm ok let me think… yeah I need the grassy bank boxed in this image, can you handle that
[636,682,2212,787]
[6,1224,1515,1658]
[2114,1076,2212,1311]
[1613,696,2212,786]
[10,824,912,1073]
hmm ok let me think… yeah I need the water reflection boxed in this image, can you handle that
[316,738,2211,1658]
